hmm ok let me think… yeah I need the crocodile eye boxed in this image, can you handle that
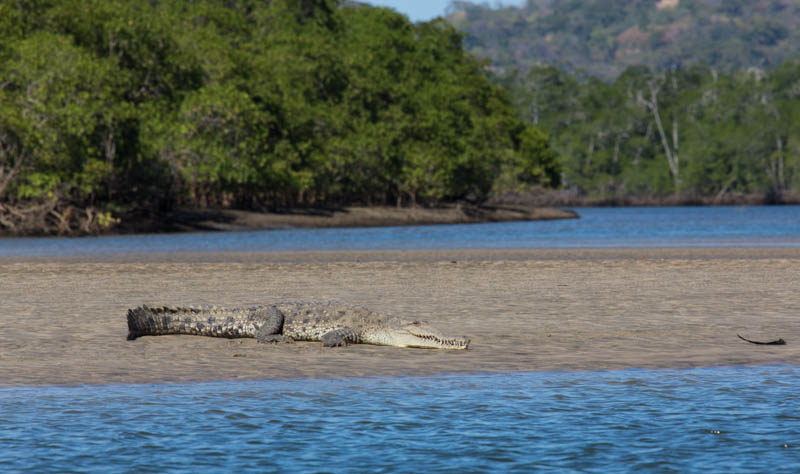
[412,321,420,325]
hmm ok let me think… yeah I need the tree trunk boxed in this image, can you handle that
[0,136,24,199]
[641,81,680,191]
[776,135,785,193]
[103,128,116,201]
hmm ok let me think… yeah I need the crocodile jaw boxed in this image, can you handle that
[362,322,470,350]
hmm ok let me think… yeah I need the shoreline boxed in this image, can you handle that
[4,246,800,264]
[5,363,796,389]
[5,200,800,237]
[2,247,799,386]
[489,190,800,208]
[0,203,578,238]
[120,204,579,234]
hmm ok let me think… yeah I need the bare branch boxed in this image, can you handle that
[644,80,679,186]
[776,135,785,193]
[672,116,679,160]
[715,176,736,203]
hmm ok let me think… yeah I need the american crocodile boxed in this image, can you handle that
[127,301,470,349]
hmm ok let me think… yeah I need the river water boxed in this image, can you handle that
[2,206,799,472]
[2,367,798,472]
[1,205,799,256]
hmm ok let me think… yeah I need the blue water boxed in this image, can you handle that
[1,206,799,256]
[2,366,798,472]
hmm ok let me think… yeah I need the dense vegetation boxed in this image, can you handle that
[3,0,798,235]
[450,0,800,204]
[502,62,800,203]
[449,0,800,81]
[0,0,559,235]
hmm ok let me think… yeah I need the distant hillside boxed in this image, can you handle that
[448,0,800,80]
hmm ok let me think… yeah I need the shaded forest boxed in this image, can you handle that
[500,62,800,204]
[0,0,559,235]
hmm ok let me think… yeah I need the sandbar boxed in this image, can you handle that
[1,247,798,386]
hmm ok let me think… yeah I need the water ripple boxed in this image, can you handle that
[1,366,799,472]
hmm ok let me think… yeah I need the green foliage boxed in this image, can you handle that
[1,0,560,234]
[0,31,122,201]
[507,60,800,199]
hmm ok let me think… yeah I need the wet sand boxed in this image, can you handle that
[2,247,799,386]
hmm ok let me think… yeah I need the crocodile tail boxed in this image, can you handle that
[127,305,198,340]
[126,305,278,341]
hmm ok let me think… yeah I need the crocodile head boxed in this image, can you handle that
[363,320,470,350]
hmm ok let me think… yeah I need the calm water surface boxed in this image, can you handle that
[2,367,798,472]
[1,206,799,256]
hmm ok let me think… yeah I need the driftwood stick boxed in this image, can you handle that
[737,334,786,345]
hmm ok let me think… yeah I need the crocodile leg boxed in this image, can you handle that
[320,328,360,347]
[254,306,288,343]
